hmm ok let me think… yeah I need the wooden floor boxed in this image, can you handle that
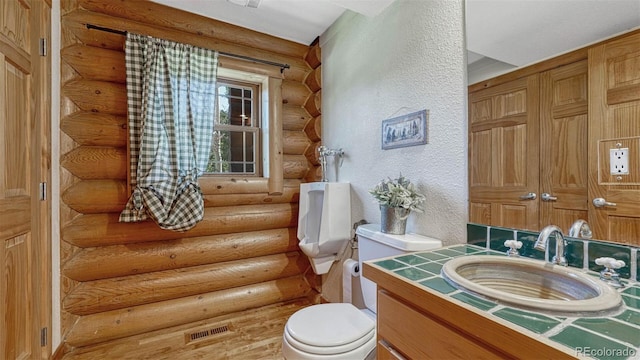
[61,298,314,360]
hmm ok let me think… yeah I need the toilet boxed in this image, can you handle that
[282,223,443,360]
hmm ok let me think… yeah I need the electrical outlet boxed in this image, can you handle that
[610,148,629,175]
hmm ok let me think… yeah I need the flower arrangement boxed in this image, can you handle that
[368,175,426,212]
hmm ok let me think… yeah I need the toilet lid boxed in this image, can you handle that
[285,303,375,348]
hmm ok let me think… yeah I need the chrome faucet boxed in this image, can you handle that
[568,219,592,239]
[534,225,568,266]
[318,146,344,182]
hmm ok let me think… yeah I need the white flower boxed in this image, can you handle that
[368,175,426,212]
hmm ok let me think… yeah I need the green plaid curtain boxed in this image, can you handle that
[119,33,218,231]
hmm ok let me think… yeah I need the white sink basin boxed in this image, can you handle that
[441,255,624,317]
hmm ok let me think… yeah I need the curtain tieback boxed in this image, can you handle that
[131,188,145,217]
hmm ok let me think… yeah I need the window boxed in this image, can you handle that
[199,65,283,195]
[206,78,261,175]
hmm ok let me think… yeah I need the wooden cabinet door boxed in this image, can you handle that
[377,291,505,359]
[0,0,51,358]
[588,32,640,245]
[539,60,589,231]
[469,75,539,231]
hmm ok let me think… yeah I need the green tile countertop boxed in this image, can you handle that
[367,244,640,360]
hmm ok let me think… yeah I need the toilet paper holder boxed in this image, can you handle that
[343,259,360,303]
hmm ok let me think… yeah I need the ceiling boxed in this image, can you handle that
[151,0,395,45]
[466,0,640,68]
[153,0,640,69]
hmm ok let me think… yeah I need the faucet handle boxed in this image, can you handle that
[504,240,522,257]
[595,257,626,288]
[595,257,625,269]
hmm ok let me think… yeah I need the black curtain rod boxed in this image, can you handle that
[86,23,290,72]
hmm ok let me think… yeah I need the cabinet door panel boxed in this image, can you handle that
[495,124,528,187]
[377,291,506,360]
[494,203,530,230]
[469,75,539,230]
[540,60,589,231]
[469,202,491,225]
[469,130,492,187]
[589,32,640,245]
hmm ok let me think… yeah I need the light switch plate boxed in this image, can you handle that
[610,148,629,175]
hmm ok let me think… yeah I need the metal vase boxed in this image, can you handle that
[380,206,411,235]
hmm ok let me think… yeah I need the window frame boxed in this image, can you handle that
[199,66,284,195]
[208,77,261,176]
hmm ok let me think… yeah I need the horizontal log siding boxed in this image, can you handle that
[303,41,322,180]
[63,204,298,247]
[64,276,311,347]
[63,252,308,315]
[77,0,308,58]
[283,104,311,131]
[59,0,320,349]
[63,228,300,281]
[61,146,127,180]
[62,178,302,214]
[304,114,322,142]
[61,112,127,147]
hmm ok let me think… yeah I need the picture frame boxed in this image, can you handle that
[381,109,428,150]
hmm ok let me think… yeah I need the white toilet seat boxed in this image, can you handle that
[284,327,375,355]
[282,303,376,360]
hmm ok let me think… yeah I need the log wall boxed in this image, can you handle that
[303,39,323,180]
[59,0,322,349]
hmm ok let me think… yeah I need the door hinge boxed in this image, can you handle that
[39,38,47,56]
[40,327,47,347]
[39,182,47,201]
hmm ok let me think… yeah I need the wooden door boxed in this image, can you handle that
[0,0,51,358]
[539,60,589,231]
[588,31,640,245]
[468,75,540,231]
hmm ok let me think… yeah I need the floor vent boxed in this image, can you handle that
[185,325,231,344]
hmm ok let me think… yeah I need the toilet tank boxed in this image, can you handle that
[355,223,442,313]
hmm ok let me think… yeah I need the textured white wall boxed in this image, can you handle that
[320,0,468,248]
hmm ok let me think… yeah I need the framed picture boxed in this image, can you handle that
[381,109,428,150]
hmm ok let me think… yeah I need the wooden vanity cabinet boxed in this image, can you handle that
[377,290,506,359]
[377,339,406,360]
[365,263,575,360]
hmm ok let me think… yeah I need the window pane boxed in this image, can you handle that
[208,130,227,173]
[244,99,253,126]
[229,97,244,126]
[209,79,259,176]
[218,95,230,125]
[246,132,254,162]
[207,130,257,175]
[230,87,243,97]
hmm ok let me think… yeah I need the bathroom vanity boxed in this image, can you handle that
[363,245,639,360]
